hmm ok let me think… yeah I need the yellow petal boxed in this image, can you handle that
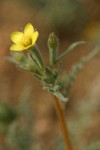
[11,32,23,44]
[10,44,25,51]
[24,23,34,37]
[32,31,39,45]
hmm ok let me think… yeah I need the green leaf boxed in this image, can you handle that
[32,72,42,80]
[62,46,100,96]
[5,56,19,64]
[56,41,86,63]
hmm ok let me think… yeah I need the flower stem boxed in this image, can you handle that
[30,45,45,70]
[53,96,72,150]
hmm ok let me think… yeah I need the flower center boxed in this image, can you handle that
[22,35,32,47]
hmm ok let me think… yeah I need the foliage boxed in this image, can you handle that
[7,29,87,102]
[2,23,100,150]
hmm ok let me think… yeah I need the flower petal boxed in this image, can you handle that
[11,32,23,44]
[32,31,39,45]
[24,23,34,37]
[10,44,25,51]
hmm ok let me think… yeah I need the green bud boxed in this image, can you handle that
[10,51,26,63]
[48,33,59,51]
[19,53,40,73]
[48,32,59,65]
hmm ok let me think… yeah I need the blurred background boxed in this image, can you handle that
[0,0,100,149]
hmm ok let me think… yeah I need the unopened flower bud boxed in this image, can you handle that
[11,51,26,63]
[48,33,59,50]
[48,33,59,65]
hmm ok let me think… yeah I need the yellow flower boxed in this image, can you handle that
[10,23,39,51]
